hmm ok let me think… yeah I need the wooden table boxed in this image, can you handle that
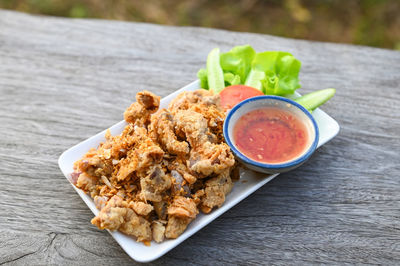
[1,10,399,265]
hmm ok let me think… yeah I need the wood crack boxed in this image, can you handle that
[0,250,38,265]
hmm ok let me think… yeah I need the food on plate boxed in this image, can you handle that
[198,45,301,95]
[220,85,336,113]
[69,45,336,246]
[220,85,264,110]
[293,88,336,112]
[233,107,308,164]
[198,45,335,111]
[72,89,236,244]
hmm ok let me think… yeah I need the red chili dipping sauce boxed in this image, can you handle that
[233,107,309,164]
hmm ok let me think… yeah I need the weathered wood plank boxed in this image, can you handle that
[0,10,399,265]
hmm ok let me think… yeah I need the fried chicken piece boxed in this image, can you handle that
[189,103,226,140]
[73,129,129,187]
[91,195,128,230]
[188,142,235,176]
[74,147,112,178]
[75,124,159,190]
[120,208,152,242]
[149,109,189,155]
[136,90,160,111]
[116,127,164,181]
[165,196,198,239]
[153,201,167,220]
[174,109,208,147]
[169,88,227,144]
[152,221,166,243]
[165,216,192,239]
[76,172,98,194]
[94,196,109,210]
[124,90,160,125]
[200,169,234,213]
[91,196,152,242]
[170,170,191,197]
[124,102,143,124]
[106,125,138,160]
[168,89,219,114]
[130,201,154,216]
[74,148,96,172]
[140,165,171,202]
[175,109,235,176]
[170,159,197,185]
[192,189,205,205]
[168,196,198,219]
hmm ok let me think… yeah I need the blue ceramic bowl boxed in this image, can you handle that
[223,95,319,174]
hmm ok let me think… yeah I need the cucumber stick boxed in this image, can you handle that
[295,88,336,112]
[207,48,225,93]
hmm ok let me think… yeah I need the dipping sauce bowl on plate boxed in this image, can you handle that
[223,95,319,174]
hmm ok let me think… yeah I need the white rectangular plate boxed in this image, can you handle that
[58,80,340,262]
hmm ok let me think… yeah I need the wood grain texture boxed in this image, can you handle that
[0,10,399,265]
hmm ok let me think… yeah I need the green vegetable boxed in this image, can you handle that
[244,70,265,91]
[197,68,208,90]
[246,51,301,95]
[220,45,256,83]
[199,46,301,96]
[294,88,336,112]
[197,45,334,110]
[206,48,225,93]
[224,73,241,86]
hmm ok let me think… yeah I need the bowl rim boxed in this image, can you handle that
[223,95,319,169]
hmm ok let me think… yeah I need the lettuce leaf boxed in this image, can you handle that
[224,72,241,86]
[244,69,265,91]
[246,51,301,95]
[198,46,301,96]
[220,45,256,83]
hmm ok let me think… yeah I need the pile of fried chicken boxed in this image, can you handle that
[71,89,237,244]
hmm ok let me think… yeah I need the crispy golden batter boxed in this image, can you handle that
[91,195,127,230]
[200,169,234,213]
[124,91,160,126]
[120,208,152,242]
[168,196,198,219]
[116,128,164,181]
[165,216,192,239]
[73,89,237,244]
[149,109,189,155]
[139,165,171,202]
[168,89,219,114]
[130,201,154,216]
[152,221,166,243]
[174,110,235,176]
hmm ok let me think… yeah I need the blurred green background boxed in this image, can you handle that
[1,0,399,50]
